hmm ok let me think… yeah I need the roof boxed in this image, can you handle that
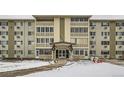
[33,15,91,18]
[0,15,35,20]
[90,15,124,20]
[51,42,75,45]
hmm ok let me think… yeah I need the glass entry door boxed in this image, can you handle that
[56,49,69,59]
[58,50,66,58]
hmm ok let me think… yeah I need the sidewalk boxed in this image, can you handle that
[0,60,67,77]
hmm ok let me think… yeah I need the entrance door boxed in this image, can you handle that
[56,49,69,59]
[66,50,69,58]
[36,50,40,58]
[59,50,66,58]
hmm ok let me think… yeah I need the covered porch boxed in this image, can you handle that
[51,42,74,60]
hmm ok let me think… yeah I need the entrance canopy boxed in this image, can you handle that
[51,42,75,51]
[51,42,75,60]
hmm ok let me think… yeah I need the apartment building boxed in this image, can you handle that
[0,15,124,60]
[0,15,35,59]
[90,15,124,59]
[34,15,90,60]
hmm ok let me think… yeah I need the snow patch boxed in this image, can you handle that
[25,61,124,77]
[0,60,49,72]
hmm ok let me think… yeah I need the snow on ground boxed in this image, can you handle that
[25,60,124,77]
[0,60,50,72]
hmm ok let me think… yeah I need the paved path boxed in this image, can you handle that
[0,60,67,77]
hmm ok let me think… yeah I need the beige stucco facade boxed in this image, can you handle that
[34,15,90,60]
[0,15,124,60]
[0,17,35,59]
[90,19,124,59]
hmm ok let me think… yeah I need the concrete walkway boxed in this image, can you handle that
[0,60,67,77]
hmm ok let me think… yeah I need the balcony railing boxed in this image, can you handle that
[71,33,88,37]
[36,32,54,36]
[73,44,88,47]
[70,22,88,26]
[36,44,52,47]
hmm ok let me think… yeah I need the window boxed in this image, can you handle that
[101,51,109,55]
[15,41,23,45]
[41,27,44,32]
[46,27,49,32]
[101,22,109,26]
[101,32,109,36]
[90,22,96,26]
[116,22,124,26]
[21,22,23,26]
[0,22,8,26]
[0,41,8,45]
[71,27,88,33]
[90,41,96,45]
[71,17,88,22]
[116,41,124,45]
[14,22,16,26]
[90,50,96,55]
[28,50,34,54]
[15,22,23,26]
[80,50,84,55]
[50,27,53,32]
[50,38,54,43]
[28,41,32,45]
[85,51,88,56]
[40,38,44,43]
[46,38,49,43]
[101,41,109,45]
[116,32,124,36]
[75,50,79,55]
[28,32,33,35]
[37,38,53,44]
[21,32,23,35]
[0,32,8,35]
[37,27,54,33]
[15,50,23,54]
[37,49,52,55]
[90,32,96,36]
[28,22,32,26]
[73,49,84,55]
[1,50,8,54]
[15,32,23,35]
[37,27,40,32]
[37,38,40,43]
[116,51,124,55]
